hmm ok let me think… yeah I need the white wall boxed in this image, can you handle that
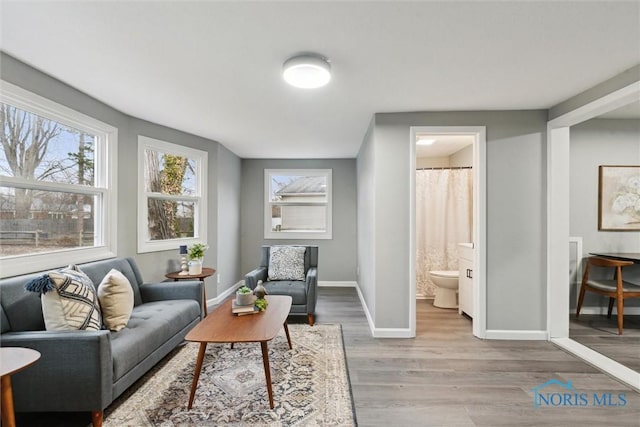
[450,144,473,167]
[361,111,548,331]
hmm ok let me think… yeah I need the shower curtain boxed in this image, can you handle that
[416,168,473,297]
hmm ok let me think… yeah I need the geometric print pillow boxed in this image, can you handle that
[25,265,102,331]
[268,246,306,281]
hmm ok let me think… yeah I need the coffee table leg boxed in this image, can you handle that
[1,375,16,427]
[188,342,207,409]
[283,322,292,350]
[260,341,274,409]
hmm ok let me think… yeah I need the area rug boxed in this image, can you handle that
[102,324,356,426]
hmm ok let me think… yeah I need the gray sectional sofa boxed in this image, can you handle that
[0,257,203,427]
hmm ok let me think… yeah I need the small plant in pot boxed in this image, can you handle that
[235,286,254,306]
[187,243,208,275]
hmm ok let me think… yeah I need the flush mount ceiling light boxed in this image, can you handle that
[283,54,331,89]
[416,138,436,146]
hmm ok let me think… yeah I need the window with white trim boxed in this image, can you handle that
[137,136,207,253]
[0,81,118,277]
[264,169,332,239]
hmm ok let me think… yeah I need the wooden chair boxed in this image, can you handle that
[576,256,640,335]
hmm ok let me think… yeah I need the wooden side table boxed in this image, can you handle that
[165,267,216,316]
[1,347,41,427]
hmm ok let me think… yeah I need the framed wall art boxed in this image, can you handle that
[598,165,640,231]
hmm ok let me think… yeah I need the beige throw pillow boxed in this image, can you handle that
[97,269,134,332]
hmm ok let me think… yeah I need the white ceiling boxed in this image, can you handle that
[1,1,639,159]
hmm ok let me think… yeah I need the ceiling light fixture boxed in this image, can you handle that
[416,138,436,146]
[283,54,331,89]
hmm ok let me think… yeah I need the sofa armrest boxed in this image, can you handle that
[245,267,268,290]
[0,330,113,412]
[244,267,267,289]
[305,267,318,314]
[139,281,203,313]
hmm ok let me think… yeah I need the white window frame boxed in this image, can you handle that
[137,136,207,253]
[264,168,332,240]
[0,80,118,277]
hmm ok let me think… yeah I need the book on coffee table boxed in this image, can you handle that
[235,307,260,316]
[232,300,257,314]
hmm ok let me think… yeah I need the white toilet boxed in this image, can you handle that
[429,270,459,309]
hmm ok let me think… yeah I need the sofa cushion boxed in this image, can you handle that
[263,280,307,305]
[98,269,134,332]
[110,299,200,381]
[25,265,102,331]
[268,246,306,281]
[80,258,143,306]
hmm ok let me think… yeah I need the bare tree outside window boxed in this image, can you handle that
[0,103,99,256]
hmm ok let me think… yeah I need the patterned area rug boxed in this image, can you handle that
[102,324,356,426]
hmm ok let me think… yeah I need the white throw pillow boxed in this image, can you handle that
[268,246,306,281]
[97,269,134,332]
[40,265,102,331]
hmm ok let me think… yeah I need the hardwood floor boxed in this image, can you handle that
[569,312,640,372]
[16,287,640,426]
[312,287,640,426]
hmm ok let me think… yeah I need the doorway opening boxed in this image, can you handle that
[409,126,486,338]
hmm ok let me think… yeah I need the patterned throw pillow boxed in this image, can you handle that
[25,265,102,331]
[98,269,134,332]
[268,246,306,281]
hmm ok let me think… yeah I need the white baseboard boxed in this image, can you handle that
[552,337,640,392]
[208,280,244,306]
[485,329,548,340]
[352,282,415,338]
[318,281,357,288]
[416,293,433,300]
[373,327,414,338]
[575,306,640,315]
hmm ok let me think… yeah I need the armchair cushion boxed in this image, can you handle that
[268,246,306,281]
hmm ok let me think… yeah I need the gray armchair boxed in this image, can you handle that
[244,245,318,325]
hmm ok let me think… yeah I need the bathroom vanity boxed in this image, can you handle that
[458,243,474,318]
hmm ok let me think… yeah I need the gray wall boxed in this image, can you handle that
[549,64,640,120]
[240,159,357,282]
[362,111,548,330]
[356,118,376,319]
[216,144,243,293]
[570,118,640,307]
[1,53,242,299]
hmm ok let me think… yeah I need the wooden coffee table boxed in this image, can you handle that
[1,347,41,427]
[185,294,293,409]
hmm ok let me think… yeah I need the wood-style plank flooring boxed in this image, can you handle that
[16,287,640,426]
[312,288,640,426]
[569,312,640,372]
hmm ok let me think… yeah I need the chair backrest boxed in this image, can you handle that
[259,245,318,273]
[582,256,634,285]
[587,256,634,269]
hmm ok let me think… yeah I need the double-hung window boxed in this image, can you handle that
[137,136,207,253]
[0,81,118,277]
[264,169,332,239]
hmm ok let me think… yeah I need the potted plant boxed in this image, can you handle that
[235,285,254,306]
[188,243,208,275]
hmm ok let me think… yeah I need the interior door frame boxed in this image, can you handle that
[546,81,640,391]
[409,126,487,338]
